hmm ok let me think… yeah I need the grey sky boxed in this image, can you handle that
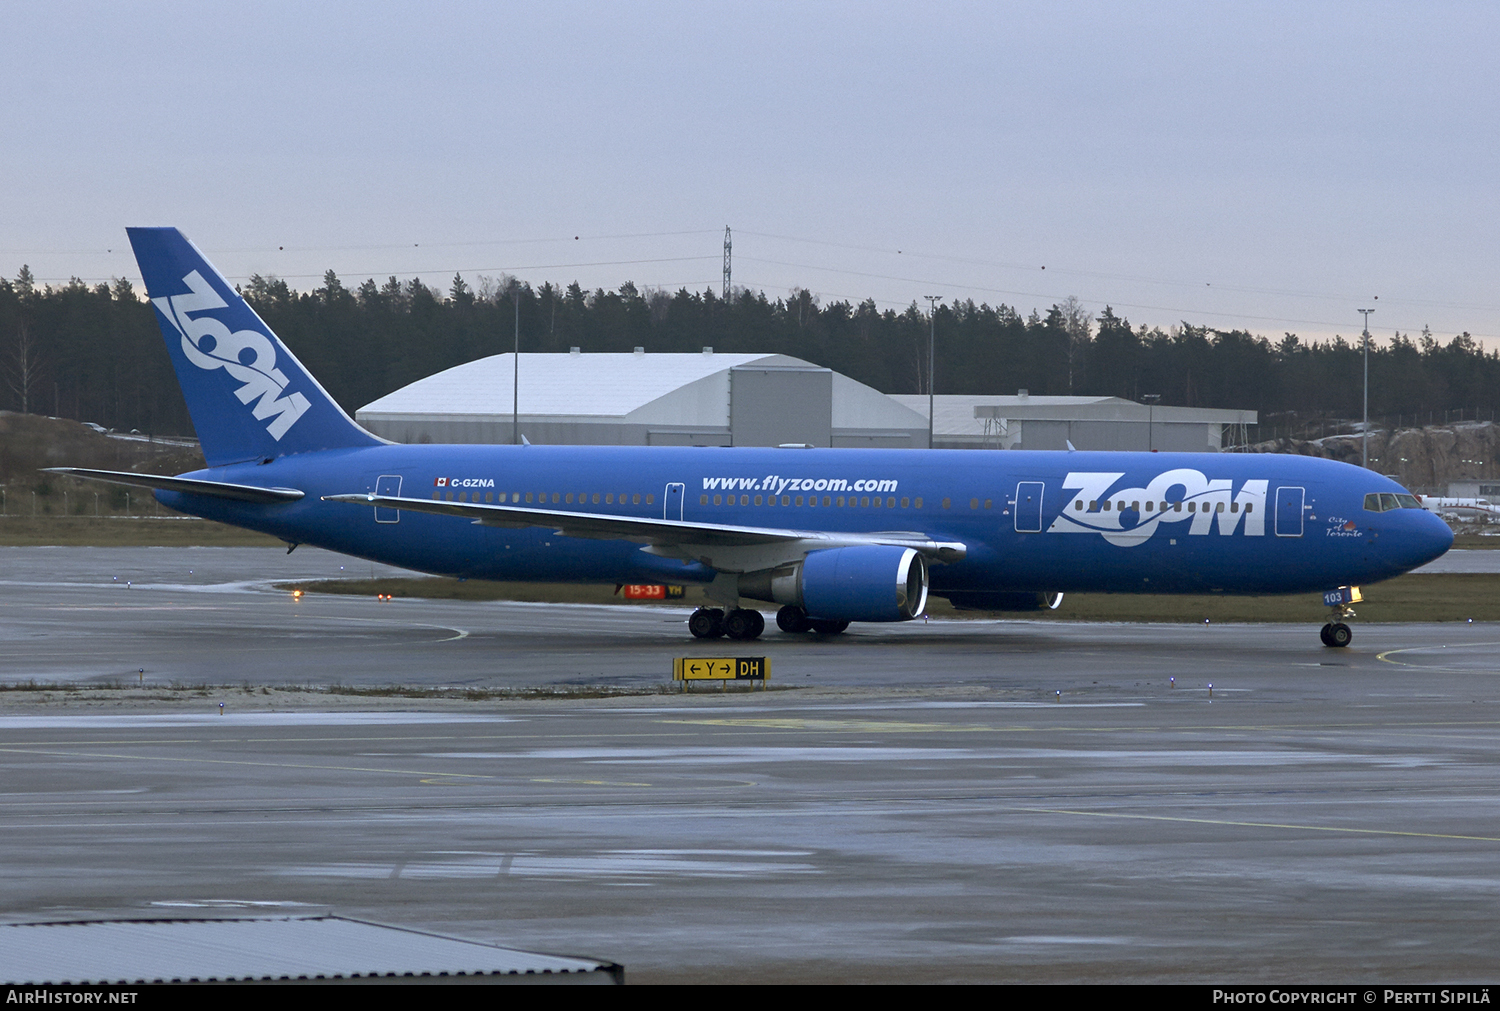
[3,1,1495,348]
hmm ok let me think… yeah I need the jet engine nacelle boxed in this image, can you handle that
[738,545,928,622]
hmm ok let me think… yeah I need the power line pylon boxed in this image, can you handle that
[722,226,732,302]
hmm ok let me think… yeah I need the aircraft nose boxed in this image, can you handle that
[1408,510,1455,567]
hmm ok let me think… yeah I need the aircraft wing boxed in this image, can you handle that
[323,493,967,567]
[44,468,305,504]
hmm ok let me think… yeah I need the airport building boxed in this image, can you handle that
[357,352,1254,452]
[356,350,930,449]
[891,393,1257,452]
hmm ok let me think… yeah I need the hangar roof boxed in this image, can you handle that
[361,351,803,420]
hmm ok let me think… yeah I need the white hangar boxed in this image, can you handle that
[356,349,931,449]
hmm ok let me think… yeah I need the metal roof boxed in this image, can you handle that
[360,351,800,420]
[892,394,1256,437]
[0,916,622,984]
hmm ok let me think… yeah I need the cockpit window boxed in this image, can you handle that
[1364,492,1425,512]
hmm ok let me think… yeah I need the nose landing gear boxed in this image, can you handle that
[1320,621,1353,648]
[1320,586,1361,648]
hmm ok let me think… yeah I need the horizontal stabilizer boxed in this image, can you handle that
[44,468,304,504]
[323,493,967,563]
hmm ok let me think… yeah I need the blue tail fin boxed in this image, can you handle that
[127,227,382,467]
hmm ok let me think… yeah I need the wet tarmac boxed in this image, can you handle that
[2,548,1499,983]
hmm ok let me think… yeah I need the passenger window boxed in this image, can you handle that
[714,494,722,505]
[632,494,640,504]
[860,496,869,507]
[1188,502,1196,512]
[836,496,844,507]
[1216,502,1225,513]
[983,499,992,509]
[646,494,654,505]
[1103,501,1112,511]
[431,491,439,501]
[823,496,832,507]
[565,493,573,504]
[756,495,764,505]
[795,496,804,506]
[741,495,749,505]
[1230,502,1239,513]
[901,497,910,508]
[886,497,895,508]
[781,496,790,506]
[970,498,979,509]
[915,497,923,508]
[942,498,951,509]
[1173,502,1182,512]
[606,493,614,504]
[1089,500,1097,510]
[873,497,882,508]
[592,493,600,504]
[1130,501,1139,511]
[1244,502,1252,513]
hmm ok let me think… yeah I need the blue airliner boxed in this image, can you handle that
[52,228,1452,647]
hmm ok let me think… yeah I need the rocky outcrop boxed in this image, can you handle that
[1240,421,1500,491]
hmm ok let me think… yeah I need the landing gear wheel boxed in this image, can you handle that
[1328,622,1353,648]
[809,618,849,635]
[689,607,725,638]
[1320,623,1334,646]
[724,608,765,640]
[776,605,811,634]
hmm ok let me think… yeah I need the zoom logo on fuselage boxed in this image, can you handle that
[1047,468,1269,546]
[151,270,311,441]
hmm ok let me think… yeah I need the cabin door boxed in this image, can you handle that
[1275,486,1305,537]
[664,482,685,520]
[1014,481,1045,533]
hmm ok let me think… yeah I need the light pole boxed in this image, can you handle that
[1358,308,1375,468]
[512,282,521,445]
[923,295,942,448]
[1142,394,1161,451]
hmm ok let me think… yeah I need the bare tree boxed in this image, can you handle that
[1059,295,1093,393]
[643,286,672,326]
[789,287,820,329]
[2,322,46,414]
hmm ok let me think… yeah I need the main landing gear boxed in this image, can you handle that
[776,605,849,636]
[689,607,765,640]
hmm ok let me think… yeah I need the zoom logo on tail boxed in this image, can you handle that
[150,269,310,441]
[1047,468,1268,546]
